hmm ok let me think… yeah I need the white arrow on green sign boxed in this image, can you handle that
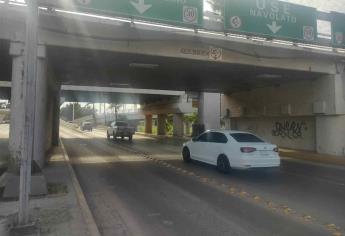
[224,0,317,42]
[67,0,203,27]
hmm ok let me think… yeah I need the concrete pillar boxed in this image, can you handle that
[8,42,25,172]
[316,116,345,156]
[45,94,54,153]
[33,45,47,168]
[52,88,61,147]
[145,114,153,134]
[0,43,47,198]
[157,114,167,135]
[185,121,191,136]
[198,92,221,130]
[173,113,184,137]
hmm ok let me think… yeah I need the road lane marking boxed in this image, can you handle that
[64,125,344,236]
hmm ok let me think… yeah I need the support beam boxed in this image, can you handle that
[145,114,153,134]
[173,113,184,138]
[157,114,167,136]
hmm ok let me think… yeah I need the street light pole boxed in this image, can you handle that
[72,103,75,121]
[19,0,39,225]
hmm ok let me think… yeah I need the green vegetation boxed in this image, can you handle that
[60,103,94,121]
[136,113,197,136]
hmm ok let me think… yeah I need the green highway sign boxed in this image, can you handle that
[331,12,345,48]
[68,0,203,27]
[224,0,317,42]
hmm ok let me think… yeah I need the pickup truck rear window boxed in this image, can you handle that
[230,133,264,143]
[115,122,128,127]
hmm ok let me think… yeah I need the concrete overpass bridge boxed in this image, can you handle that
[0,1,345,172]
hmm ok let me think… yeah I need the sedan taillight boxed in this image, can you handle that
[240,147,257,153]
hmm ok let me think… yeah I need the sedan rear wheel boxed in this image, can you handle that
[217,155,231,174]
[182,147,192,163]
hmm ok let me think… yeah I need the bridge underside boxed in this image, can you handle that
[61,90,180,104]
[48,46,324,94]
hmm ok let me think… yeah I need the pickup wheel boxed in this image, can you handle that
[106,132,110,140]
[128,135,133,141]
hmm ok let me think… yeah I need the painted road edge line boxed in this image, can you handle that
[60,138,101,236]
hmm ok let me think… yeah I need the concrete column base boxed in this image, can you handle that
[145,114,153,134]
[157,114,167,135]
[0,172,47,199]
[173,113,184,137]
[0,161,47,199]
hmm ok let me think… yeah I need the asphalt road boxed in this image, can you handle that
[60,126,345,236]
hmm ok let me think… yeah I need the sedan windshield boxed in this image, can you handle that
[230,133,264,143]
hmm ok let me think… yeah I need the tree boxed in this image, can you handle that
[60,103,94,121]
[183,112,198,124]
[108,103,122,121]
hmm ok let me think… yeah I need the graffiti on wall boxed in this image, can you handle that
[272,121,308,139]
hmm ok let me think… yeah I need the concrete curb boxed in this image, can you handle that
[59,139,101,236]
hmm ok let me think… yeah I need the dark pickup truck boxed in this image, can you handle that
[107,121,135,141]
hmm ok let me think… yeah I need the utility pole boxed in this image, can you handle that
[104,103,107,125]
[19,0,38,225]
[72,103,75,121]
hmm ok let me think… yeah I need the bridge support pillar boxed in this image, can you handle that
[8,42,25,173]
[52,88,61,147]
[157,114,167,135]
[0,42,47,198]
[198,92,221,130]
[145,114,153,134]
[173,113,184,137]
[33,45,47,168]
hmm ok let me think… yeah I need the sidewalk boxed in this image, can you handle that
[279,148,345,167]
[0,146,93,236]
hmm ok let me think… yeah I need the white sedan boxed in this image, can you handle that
[182,130,280,173]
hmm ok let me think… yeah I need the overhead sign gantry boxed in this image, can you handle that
[57,0,203,27]
[224,0,317,42]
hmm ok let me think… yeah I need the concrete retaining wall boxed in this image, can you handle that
[231,117,316,151]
